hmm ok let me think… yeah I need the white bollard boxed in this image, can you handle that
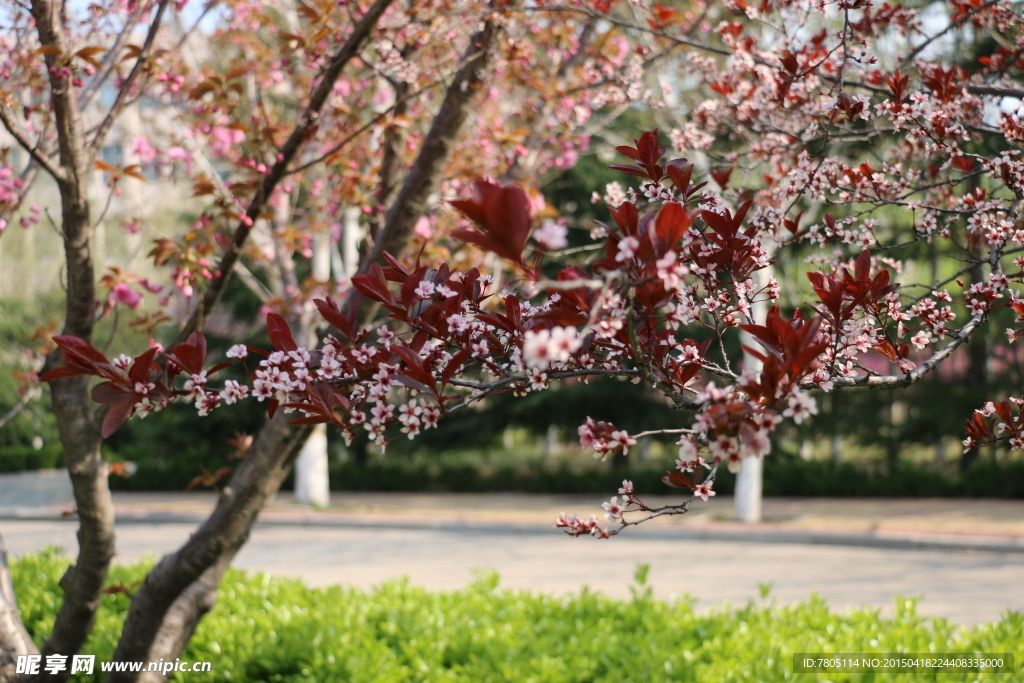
[734,455,762,522]
[295,424,330,508]
[735,256,771,523]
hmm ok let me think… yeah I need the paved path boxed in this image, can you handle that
[2,518,1021,626]
[3,470,1023,625]
[6,471,1024,542]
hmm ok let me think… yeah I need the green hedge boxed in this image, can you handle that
[0,444,63,473]
[106,455,1024,498]
[12,551,1023,682]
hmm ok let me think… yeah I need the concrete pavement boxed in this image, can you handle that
[2,518,1021,625]
[2,470,1023,625]
[4,469,1024,552]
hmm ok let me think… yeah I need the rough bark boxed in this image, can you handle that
[361,76,410,264]
[108,416,310,681]
[172,0,396,348]
[131,548,238,683]
[28,2,118,679]
[110,3,511,676]
[0,534,39,683]
[366,9,510,268]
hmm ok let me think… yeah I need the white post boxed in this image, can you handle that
[311,230,331,283]
[295,424,330,508]
[735,259,771,523]
[734,448,762,522]
[341,207,362,278]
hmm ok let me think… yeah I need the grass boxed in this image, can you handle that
[11,550,1023,682]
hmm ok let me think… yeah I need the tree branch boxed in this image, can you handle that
[171,0,396,349]
[29,0,119,675]
[0,386,39,431]
[87,0,172,156]
[364,5,512,274]
[828,313,985,389]
[76,0,148,111]
[0,532,39,682]
[108,417,311,681]
[0,105,65,183]
[898,0,1001,69]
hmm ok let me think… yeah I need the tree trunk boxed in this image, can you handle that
[108,415,310,681]
[0,533,38,683]
[132,548,238,683]
[109,7,513,677]
[734,455,763,522]
[366,13,509,268]
[886,391,900,473]
[28,0,120,676]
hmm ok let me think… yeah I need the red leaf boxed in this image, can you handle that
[665,160,692,191]
[710,168,733,189]
[39,365,90,382]
[854,249,871,281]
[352,263,397,308]
[52,335,109,367]
[266,313,298,352]
[651,202,691,256]
[701,200,752,240]
[186,331,207,361]
[245,344,270,359]
[450,180,532,270]
[92,381,132,405]
[635,130,665,168]
[101,398,135,438]
[381,251,410,281]
[441,348,472,390]
[662,471,694,490]
[394,373,434,395]
[614,145,643,162]
[128,347,159,385]
[505,295,522,328]
[166,335,207,378]
[606,164,653,179]
[389,344,437,396]
[314,297,355,340]
[608,202,639,236]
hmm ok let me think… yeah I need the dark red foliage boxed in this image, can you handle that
[608,130,666,182]
[741,306,828,399]
[806,250,898,330]
[313,296,360,342]
[282,382,350,426]
[41,336,175,437]
[884,70,909,107]
[666,160,707,201]
[449,180,533,270]
[662,471,694,490]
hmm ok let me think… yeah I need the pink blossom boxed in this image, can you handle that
[522,326,581,369]
[602,496,627,521]
[693,482,715,502]
[227,344,249,359]
[414,216,433,239]
[111,283,142,309]
[533,220,568,250]
[133,136,158,164]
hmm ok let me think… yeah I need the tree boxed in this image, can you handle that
[0,0,646,679]
[5,0,1024,680]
